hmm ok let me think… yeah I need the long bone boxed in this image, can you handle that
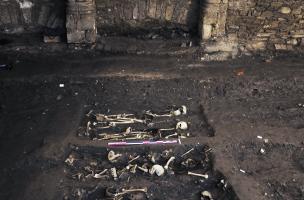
[164,157,175,170]
[99,132,153,141]
[94,114,145,124]
[165,133,178,139]
[86,121,91,134]
[93,169,108,179]
[113,188,148,197]
[181,148,194,157]
[145,105,187,118]
[94,113,135,121]
[188,171,209,179]
[137,165,149,173]
[128,155,140,163]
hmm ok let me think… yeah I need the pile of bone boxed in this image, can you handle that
[64,145,212,181]
[79,105,190,141]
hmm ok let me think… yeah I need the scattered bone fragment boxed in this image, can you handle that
[201,191,213,200]
[260,148,266,154]
[126,164,138,173]
[108,150,122,162]
[65,154,76,166]
[111,168,118,180]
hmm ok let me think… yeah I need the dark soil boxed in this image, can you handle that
[0,46,304,200]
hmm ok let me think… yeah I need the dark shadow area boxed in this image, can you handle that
[32,0,67,41]
[96,0,204,41]
[186,0,202,38]
[0,38,13,45]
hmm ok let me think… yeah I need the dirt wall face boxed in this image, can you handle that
[226,0,304,52]
[0,0,65,33]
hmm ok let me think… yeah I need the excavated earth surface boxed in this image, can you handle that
[0,44,304,200]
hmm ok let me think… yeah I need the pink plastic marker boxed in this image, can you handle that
[108,139,181,147]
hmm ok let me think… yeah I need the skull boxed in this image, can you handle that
[149,165,165,176]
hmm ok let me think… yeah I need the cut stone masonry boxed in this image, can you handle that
[0,0,304,56]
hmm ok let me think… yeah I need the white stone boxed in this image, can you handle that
[280,7,291,14]
[203,24,212,40]
[16,0,34,9]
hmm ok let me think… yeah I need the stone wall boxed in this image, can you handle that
[0,0,65,33]
[226,0,304,52]
[66,0,97,43]
[95,0,201,36]
[1,0,304,54]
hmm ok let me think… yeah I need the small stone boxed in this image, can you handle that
[181,42,187,48]
[280,7,291,14]
[274,43,288,50]
[56,95,63,101]
[287,39,298,46]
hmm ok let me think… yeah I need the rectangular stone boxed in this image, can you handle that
[147,0,157,18]
[274,43,288,50]
[165,0,174,21]
[138,0,147,20]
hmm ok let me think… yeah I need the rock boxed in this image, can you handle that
[56,95,63,101]
[280,7,291,14]
[261,11,273,18]
[286,39,298,46]
[247,41,266,51]
[201,52,232,61]
[274,43,287,50]
[202,24,212,40]
[301,38,304,46]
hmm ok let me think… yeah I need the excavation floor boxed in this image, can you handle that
[0,51,304,200]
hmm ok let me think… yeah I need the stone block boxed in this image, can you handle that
[280,7,291,14]
[274,43,288,50]
[147,0,157,18]
[247,40,266,51]
[66,0,97,44]
[165,1,174,21]
[202,24,212,40]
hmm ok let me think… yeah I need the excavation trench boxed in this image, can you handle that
[1,58,304,200]
[0,76,235,200]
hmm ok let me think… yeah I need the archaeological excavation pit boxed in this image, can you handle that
[1,0,304,200]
